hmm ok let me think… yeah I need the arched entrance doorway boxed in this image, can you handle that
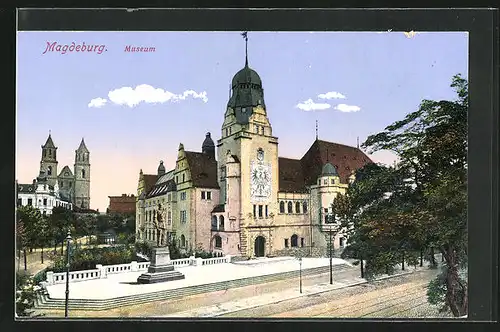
[254,236,266,257]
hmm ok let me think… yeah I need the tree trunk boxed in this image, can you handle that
[430,247,437,267]
[23,249,27,271]
[360,257,364,278]
[444,247,467,317]
[420,248,423,267]
[60,242,64,255]
[401,251,405,271]
[17,249,21,271]
[41,247,44,264]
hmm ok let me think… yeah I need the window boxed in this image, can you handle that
[180,210,187,223]
[331,178,335,185]
[43,198,47,206]
[253,204,256,218]
[49,149,52,156]
[214,235,222,249]
[47,166,52,176]
[201,191,206,200]
[43,150,46,157]
[284,239,289,248]
[167,211,172,225]
[211,215,218,230]
[229,127,232,135]
[301,238,305,247]
[255,125,259,133]
[323,179,327,185]
[219,215,225,229]
[176,176,178,183]
[180,192,186,200]
[17,198,22,206]
[258,205,263,218]
[291,234,298,247]
[82,169,86,178]
[261,126,264,135]
[153,210,157,221]
[207,191,211,200]
[69,182,72,188]
[303,201,308,213]
[225,128,228,136]
[27,198,32,206]
[180,235,186,247]
[340,237,346,247]
[168,193,171,202]
[287,201,293,213]
[182,174,185,182]
[295,202,300,213]
[265,205,268,218]
[279,201,285,213]
[318,179,321,185]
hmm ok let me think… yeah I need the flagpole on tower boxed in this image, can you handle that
[241,31,248,66]
[315,120,318,140]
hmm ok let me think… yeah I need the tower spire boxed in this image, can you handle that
[357,136,360,149]
[241,31,248,67]
[315,120,318,140]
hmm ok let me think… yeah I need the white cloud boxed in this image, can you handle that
[334,103,361,112]
[318,91,346,100]
[88,97,108,108]
[296,99,331,111]
[89,84,208,108]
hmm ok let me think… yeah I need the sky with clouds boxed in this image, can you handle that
[16,31,468,212]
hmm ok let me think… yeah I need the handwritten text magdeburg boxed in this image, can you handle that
[42,42,107,55]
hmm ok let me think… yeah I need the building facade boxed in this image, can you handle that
[36,134,91,209]
[136,56,372,258]
[16,174,73,216]
[108,194,136,214]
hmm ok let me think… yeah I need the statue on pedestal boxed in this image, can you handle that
[153,204,167,247]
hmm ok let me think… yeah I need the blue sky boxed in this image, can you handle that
[16,31,468,212]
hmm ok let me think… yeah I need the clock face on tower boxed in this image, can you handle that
[250,159,272,202]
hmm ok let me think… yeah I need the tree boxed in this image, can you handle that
[17,205,44,271]
[48,207,75,254]
[354,74,468,316]
[16,219,28,271]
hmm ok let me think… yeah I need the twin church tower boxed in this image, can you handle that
[39,133,91,209]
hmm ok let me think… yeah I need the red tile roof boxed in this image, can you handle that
[301,140,373,185]
[143,174,158,194]
[184,151,219,189]
[278,139,373,193]
[278,157,307,193]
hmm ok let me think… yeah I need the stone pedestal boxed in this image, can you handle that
[137,247,185,284]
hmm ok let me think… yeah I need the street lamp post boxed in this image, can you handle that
[299,257,303,293]
[64,229,72,318]
[329,226,333,285]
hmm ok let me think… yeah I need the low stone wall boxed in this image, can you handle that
[43,255,231,286]
[272,246,344,258]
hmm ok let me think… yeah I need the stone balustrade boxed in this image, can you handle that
[44,255,231,285]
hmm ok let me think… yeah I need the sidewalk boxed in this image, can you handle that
[161,266,427,318]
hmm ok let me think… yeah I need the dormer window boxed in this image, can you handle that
[242,107,246,113]
[255,125,259,133]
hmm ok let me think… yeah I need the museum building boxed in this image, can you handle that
[135,54,373,258]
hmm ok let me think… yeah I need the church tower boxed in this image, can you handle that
[217,33,279,255]
[73,138,91,209]
[39,132,58,187]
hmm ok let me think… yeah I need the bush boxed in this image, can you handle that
[134,240,153,260]
[33,269,47,285]
[49,245,135,273]
[16,272,42,317]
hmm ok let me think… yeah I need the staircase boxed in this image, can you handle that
[35,263,352,311]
